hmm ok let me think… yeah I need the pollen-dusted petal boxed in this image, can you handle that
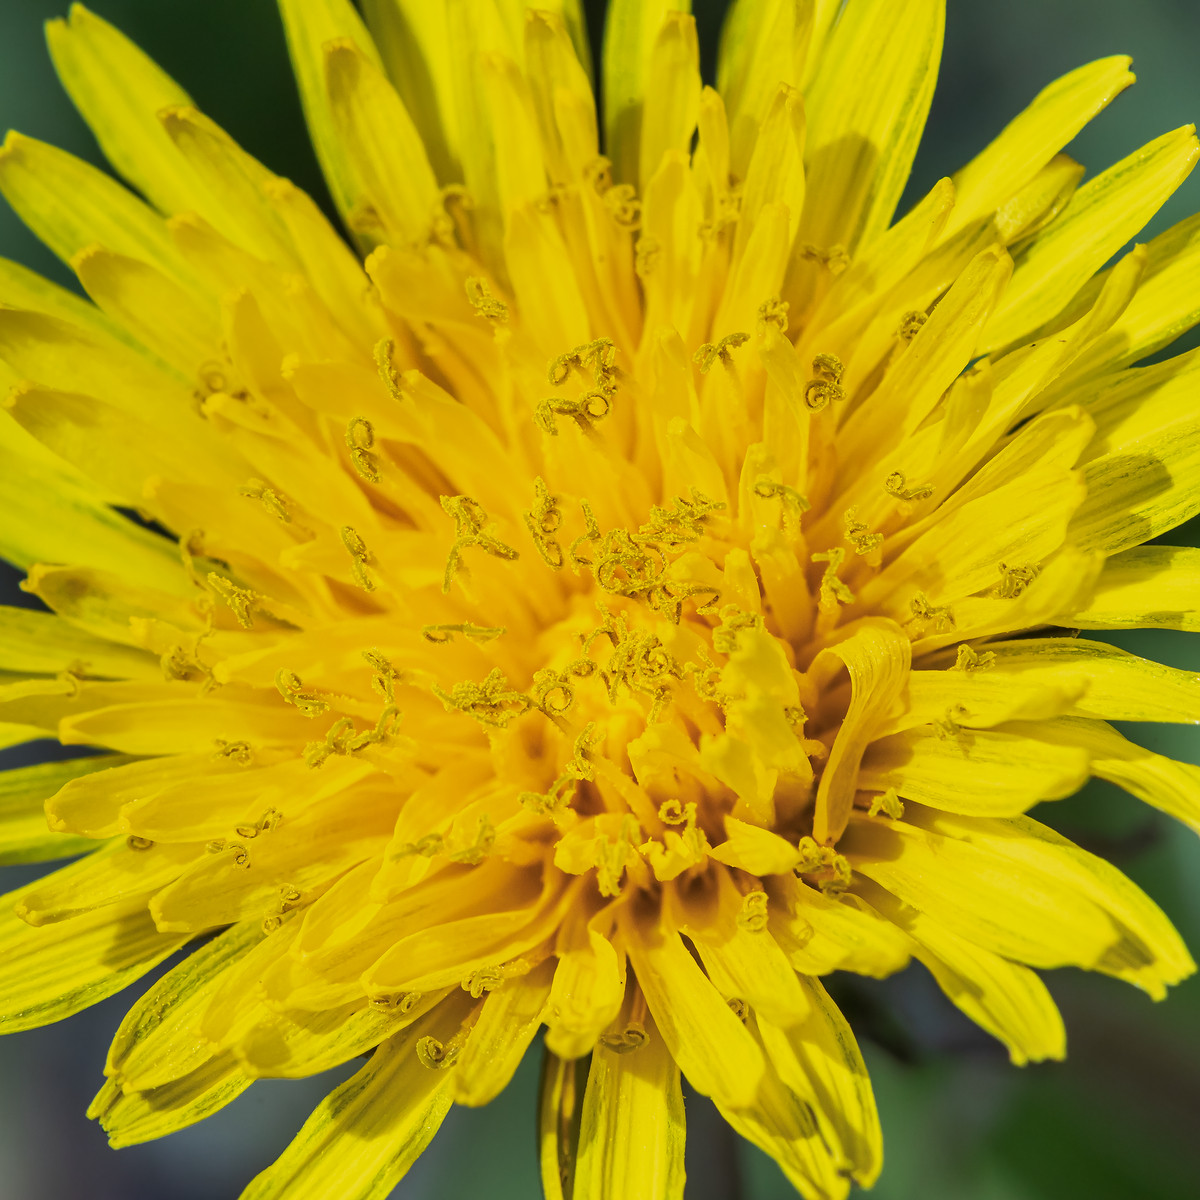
[455,957,555,1106]
[623,909,765,1109]
[757,976,883,1187]
[981,126,1200,351]
[0,756,126,866]
[573,1014,686,1200]
[800,0,944,253]
[858,726,1091,817]
[0,894,189,1033]
[239,998,471,1200]
[811,618,911,844]
[947,55,1135,236]
[857,878,1066,1066]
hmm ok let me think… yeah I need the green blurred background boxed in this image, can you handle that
[2,1,1200,1197]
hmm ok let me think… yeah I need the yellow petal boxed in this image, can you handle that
[602,0,691,186]
[359,0,458,182]
[0,894,188,1033]
[638,13,701,190]
[59,696,310,756]
[361,870,571,996]
[857,878,1065,1065]
[46,751,236,839]
[324,37,440,248]
[237,991,447,1080]
[859,725,1090,816]
[811,618,911,844]
[0,605,153,680]
[482,51,548,217]
[1011,716,1200,837]
[573,1014,686,1200]
[709,814,801,876]
[715,1050,847,1200]
[1060,212,1200,383]
[240,999,470,1200]
[72,244,221,376]
[0,250,130,347]
[681,868,810,1029]
[455,956,555,1105]
[622,909,765,1108]
[149,785,393,932]
[801,0,944,252]
[1068,545,1200,633]
[15,837,201,926]
[0,131,191,280]
[1071,418,1200,558]
[981,126,1200,351]
[0,413,185,590]
[4,383,224,509]
[46,4,195,214]
[982,636,1200,723]
[716,0,811,177]
[923,809,1196,997]
[772,874,912,979]
[538,1050,589,1200]
[885,663,1086,736]
[545,908,626,1060]
[106,918,265,1090]
[90,1053,251,1148]
[838,245,1013,464]
[757,977,883,1186]
[947,56,1135,235]
[277,0,386,229]
[0,755,123,865]
[848,810,1196,994]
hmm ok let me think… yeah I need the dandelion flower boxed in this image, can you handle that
[2,1,1200,1197]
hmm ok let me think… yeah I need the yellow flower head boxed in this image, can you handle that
[1,2,1199,1197]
